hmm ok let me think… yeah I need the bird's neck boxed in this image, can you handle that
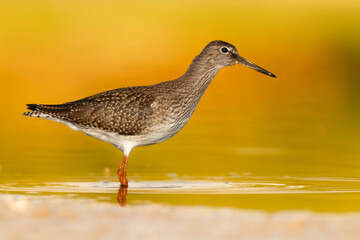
[180,54,221,94]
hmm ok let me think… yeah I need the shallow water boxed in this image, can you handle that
[2,175,360,211]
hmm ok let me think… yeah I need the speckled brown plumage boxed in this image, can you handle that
[24,40,276,186]
[26,87,157,135]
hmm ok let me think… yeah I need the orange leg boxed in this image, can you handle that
[117,155,128,187]
[117,186,127,207]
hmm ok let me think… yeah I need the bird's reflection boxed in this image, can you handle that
[117,186,128,207]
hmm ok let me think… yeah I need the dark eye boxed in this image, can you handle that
[220,47,229,54]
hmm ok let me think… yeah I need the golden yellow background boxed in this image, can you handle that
[1,0,360,197]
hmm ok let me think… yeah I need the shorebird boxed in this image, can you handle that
[24,40,276,187]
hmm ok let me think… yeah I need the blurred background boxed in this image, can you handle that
[0,0,360,192]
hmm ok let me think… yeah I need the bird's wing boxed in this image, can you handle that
[24,86,156,135]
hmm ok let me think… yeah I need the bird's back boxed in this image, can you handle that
[24,86,157,136]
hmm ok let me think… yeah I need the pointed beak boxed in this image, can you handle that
[235,55,276,78]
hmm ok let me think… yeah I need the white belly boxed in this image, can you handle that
[37,113,186,156]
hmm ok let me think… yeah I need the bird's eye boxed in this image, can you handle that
[220,47,229,54]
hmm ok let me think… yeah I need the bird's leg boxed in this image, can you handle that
[117,186,127,207]
[117,155,128,187]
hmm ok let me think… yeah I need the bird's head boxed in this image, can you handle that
[200,40,276,78]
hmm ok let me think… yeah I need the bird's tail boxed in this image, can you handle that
[23,104,41,117]
[26,104,38,110]
[23,103,72,118]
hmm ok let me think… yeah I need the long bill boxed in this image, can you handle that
[236,55,276,78]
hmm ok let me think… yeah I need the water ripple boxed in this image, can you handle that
[2,176,360,195]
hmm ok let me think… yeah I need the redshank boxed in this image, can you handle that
[24,40,276,186]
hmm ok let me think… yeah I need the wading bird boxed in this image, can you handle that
[24,40,276,186]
